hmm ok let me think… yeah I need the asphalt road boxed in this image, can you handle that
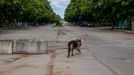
[0,24,134,75]
[62,24,134,75]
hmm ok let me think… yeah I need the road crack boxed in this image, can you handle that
[88,49,119,75]
[46,52,56,75]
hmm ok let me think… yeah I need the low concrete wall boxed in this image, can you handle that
[13,39,48,54]
[0,39,48,54]
[0,40,13,54]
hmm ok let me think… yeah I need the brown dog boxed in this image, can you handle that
[67,38,82,58]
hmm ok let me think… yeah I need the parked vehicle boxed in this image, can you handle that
[80,22,93,27]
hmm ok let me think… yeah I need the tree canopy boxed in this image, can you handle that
[0,0,61,28]
[64,0,134,29]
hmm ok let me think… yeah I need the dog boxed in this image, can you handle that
[67,38,82,58]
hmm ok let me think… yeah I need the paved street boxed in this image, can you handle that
[0,24,134,75]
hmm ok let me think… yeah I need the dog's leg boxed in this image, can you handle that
[71,48,74,56]
[68,50,70,58]
[77,48,81,54]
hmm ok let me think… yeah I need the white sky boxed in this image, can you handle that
[48,0,70,18]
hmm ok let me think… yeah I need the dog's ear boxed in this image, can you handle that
[79,38,81,41]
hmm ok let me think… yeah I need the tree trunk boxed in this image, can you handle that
[132,20,134,31]
[111,18,116,30]
[111,22,116,30]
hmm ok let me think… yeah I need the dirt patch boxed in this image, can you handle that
[14,64,38,69]
[53,69,72,75]
[0,54,30,66]
[0,64,38,75]
[2,57,21,64]
[46,53,56,75]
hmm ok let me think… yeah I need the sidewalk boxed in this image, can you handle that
[124,30,134,34]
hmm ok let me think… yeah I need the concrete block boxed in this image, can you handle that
[0,40,13,54]
[13,39,48,54]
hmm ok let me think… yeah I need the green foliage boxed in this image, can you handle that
[56,21,62,27]
[64,0,94,23]
[0,0,59,28]
[55,15,63,27]
[0,0,4,4]
[65,0,134,29]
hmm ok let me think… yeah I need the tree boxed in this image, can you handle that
[65,0,134,29]
[64,0,94,24]
[0,0,59,28]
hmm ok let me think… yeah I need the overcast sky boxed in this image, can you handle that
[48,0,70,18]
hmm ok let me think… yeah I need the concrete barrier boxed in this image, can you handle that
[0,40,13,54]
[13,39,48,54]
